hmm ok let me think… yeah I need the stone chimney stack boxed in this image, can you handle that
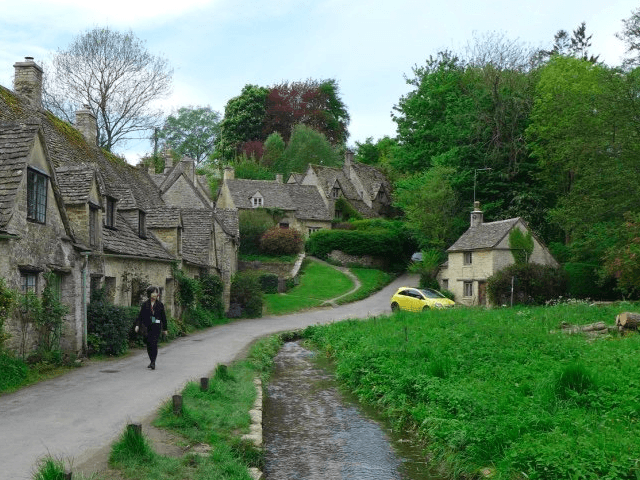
[163,150,174,173]
[75,105,98,145]
[223,166,235,181]
[13,57,43,109]
[470,201,484,228]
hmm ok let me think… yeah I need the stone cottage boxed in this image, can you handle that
[290,150,393,220]
[437,202,558,306]
[217,167,333,236]
[0,57,238,357]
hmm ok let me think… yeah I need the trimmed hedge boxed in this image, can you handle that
[260,227,303,255]
[259,272,279,294]
[487,263,568,306]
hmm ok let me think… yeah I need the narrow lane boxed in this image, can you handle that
[0,274,418,480]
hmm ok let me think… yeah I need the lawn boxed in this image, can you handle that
[302,301,640,479]
[263,259,354,315]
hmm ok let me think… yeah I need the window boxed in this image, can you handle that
[442,279,449,290]
[279,222,289,229]
[27,168,47,223]
[89,205,99,246]
[21,272,37,293]
[331,187,340,199]
[105,197,116,228]
[464,252,473,265]
[464,281,473,297]
[251,196,263,208]
[308,226,321,235]
[138,211,146,238]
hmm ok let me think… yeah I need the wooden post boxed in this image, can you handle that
[200,377,209,391]
[127,423,142,436]
[64,469,72,480]
[172,394,182,416]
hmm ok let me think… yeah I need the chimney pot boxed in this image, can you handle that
[471,202,483,228]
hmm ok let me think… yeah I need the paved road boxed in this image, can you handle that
[0,274,417,480]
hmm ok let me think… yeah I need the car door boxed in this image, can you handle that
[406,288,425,312]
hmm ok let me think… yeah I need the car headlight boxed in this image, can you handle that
[434,302,442,308]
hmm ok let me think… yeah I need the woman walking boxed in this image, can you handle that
[135,286,167,370]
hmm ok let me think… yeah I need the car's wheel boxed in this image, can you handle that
[391,302,399,312]
[422,305,430,312]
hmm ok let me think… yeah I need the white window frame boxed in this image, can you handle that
[463,281,473,297]
[464,251,473,265]
[251,196,263,208]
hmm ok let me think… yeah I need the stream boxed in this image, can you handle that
[263,341,446,479]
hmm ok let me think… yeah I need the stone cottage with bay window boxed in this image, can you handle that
[437,202,558,306]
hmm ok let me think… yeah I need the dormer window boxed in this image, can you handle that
[331,187,340,199]
[105,197,116,228]
[138,210,146,238]
[251,194,263,208]
[27,167,47,224]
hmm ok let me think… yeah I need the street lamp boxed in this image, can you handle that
[474,167,492,203]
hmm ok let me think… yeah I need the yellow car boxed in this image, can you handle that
[390,287,455,312]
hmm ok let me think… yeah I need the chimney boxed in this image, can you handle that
[223,166,235,181]
[470,201,483,227]
[13,57,43,109]
[75,105,97,145]
[163,150,173,173]
[276,174,283,183]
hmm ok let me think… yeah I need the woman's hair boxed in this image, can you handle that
[146,285,159,297]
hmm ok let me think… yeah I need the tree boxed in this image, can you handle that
[156,106,221,164]
[262,132,285,167]
[217,84,269,159]
[263,79,349,145]
[393,165,458,249]
[44,27,173,152]
[275,124,341,178]
[604,212,640,298]
[617,7,640,68]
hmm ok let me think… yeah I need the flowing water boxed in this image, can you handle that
[263,341,446,480]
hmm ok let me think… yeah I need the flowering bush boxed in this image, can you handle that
[260,227,303,255]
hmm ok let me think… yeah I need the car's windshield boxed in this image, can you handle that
[420,288,445,299]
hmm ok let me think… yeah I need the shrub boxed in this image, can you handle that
[198,273,225,318]
[259,272,279,294]
[173,268,200,309]
[239,209,275,255]
[564,262,617,300]
[0,351,27,391]
[487,263,568,306]
[230,271,263,318]
[87,288,137,356]
[260,227,303,255]
[0,277,15,351]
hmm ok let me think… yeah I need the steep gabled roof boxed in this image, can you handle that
[146,206,182,229]
[225,179,296,210]
[348,162,391,200]
[285,184,333,221]
[56,164,104,205]
[102,212,174,260]
[0,122,40,229]
[181,209,213,266]
[447,218,521,252]
[309,164,360,200]
[214,207,240,240]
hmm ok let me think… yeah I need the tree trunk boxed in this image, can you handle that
[616,312,640,329]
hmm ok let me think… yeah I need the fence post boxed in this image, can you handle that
[200,377,209,391]
[172,394,182,416]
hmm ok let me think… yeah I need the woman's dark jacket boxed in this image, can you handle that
[136,299,167,335]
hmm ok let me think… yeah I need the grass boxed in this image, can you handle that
[263,259,354,315]
[334,267,394,305]
[301,301,640,480]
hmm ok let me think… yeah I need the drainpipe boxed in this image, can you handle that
[81,252,90,355]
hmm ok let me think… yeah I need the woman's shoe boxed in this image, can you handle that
[150,362,155,370]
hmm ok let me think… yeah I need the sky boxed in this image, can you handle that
[1,0,638,163]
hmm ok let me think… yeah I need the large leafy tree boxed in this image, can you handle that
[617,7,640,68]
[217,84,269,159]
[156,106,221,164]
[44,27,173,152]
[274,124,341,178]
[263,79,349,145]
[526,56,640,243]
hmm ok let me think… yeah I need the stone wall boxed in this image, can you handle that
[327,250,388,269]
